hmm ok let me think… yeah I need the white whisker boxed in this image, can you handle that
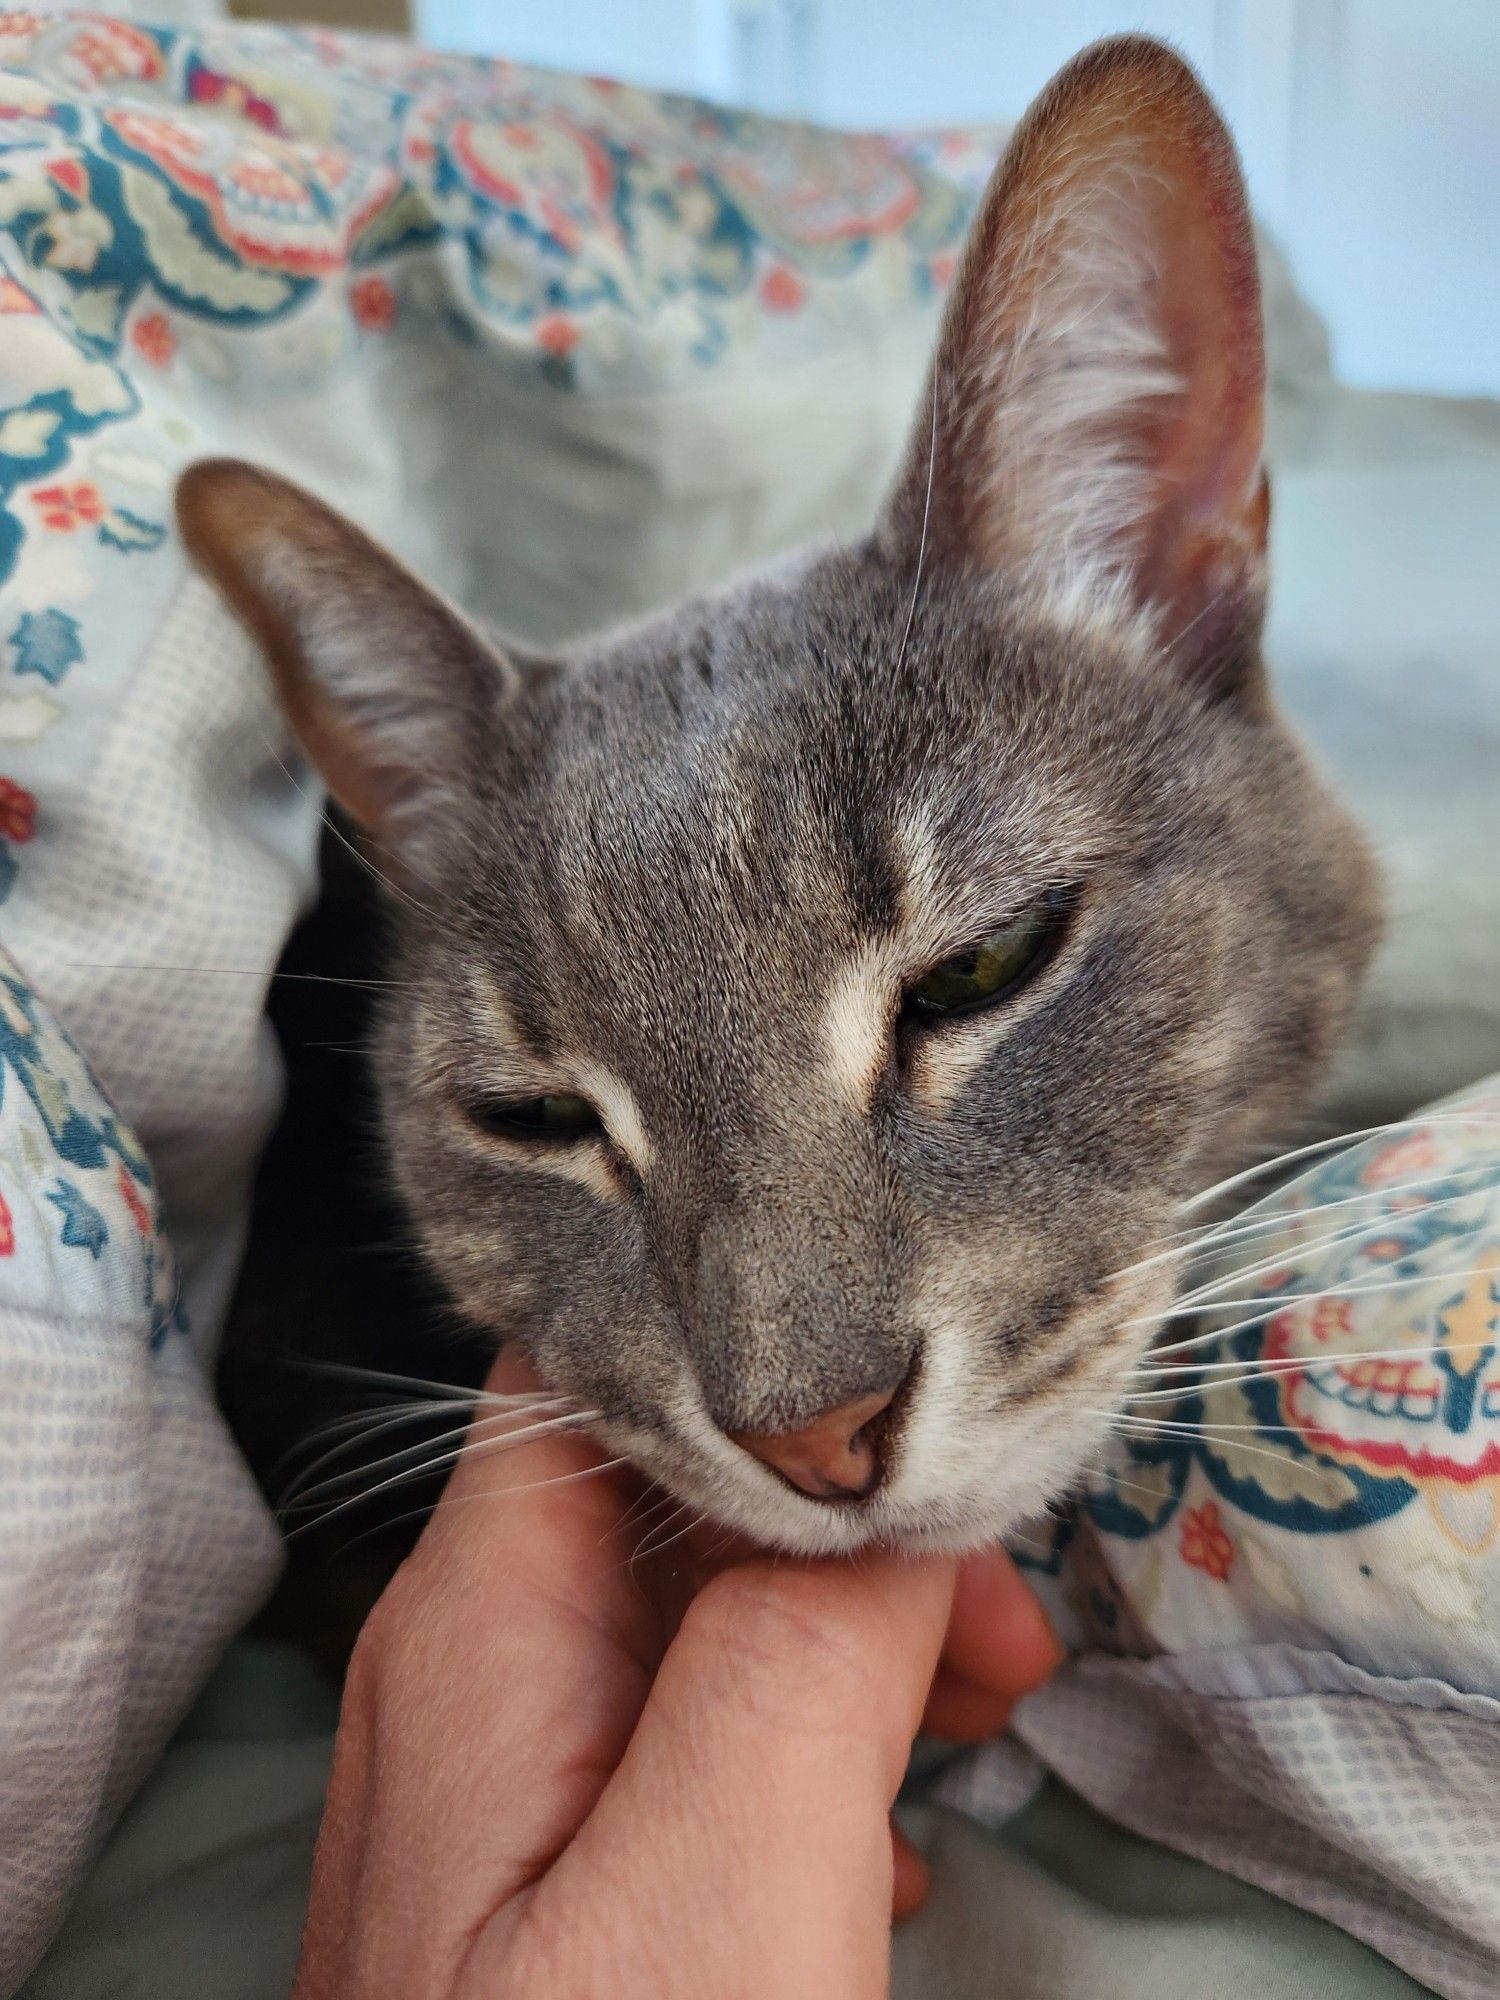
[283,1404,556,1511]
[892,367,939,681]
[283,1408,600,1535]
[291,1356,564,1408]
[1129,1261,1500,1343]
[629,1500,693,1572]
[1124,1339,1494,1402]
[1176,1112,1500,1218]
[336,1455,630,1553]
[1144,1192,1496,1352]
[1105,1415,1312,1472]
[634,1507,706,1567]
[1148,1189,1491,1328]
[275,1395,484,1494]
[1165,1158,1497,1263]
[610,1485,679,1550]
[1095,1122,1499,1322]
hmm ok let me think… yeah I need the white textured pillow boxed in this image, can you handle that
[0,942,279,1992]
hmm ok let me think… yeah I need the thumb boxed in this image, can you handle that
[502,1553,956,2000]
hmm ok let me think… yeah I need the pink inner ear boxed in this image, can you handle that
[887,37,1268,684]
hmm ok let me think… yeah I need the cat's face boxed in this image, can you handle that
[179,36,1379,1553]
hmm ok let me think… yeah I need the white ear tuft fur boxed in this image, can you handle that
[886,35,1268,691]
[959,135,1183,610]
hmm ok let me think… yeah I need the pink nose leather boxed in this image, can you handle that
[730,1388,896,1500]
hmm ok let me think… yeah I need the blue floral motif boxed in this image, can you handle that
[0,947,182,1338]
[0,967,152,1180]
[45,1175,109,1257]
[8,607,83,683]
[97,507,165,554]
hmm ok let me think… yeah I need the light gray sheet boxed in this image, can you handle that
[21,1642,1435,2000]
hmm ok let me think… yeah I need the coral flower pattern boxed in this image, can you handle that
[129,311,176,366]
[350,274,395,331]
[32,483,106,533]
[0,779,37,844]
[1179,1502,1234,1580]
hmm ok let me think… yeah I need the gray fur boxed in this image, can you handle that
[179,36,1380,1554]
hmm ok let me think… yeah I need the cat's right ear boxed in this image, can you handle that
[177,458,512,877]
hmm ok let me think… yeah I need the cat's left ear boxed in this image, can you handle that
[177,459,514,878]
[881,35,1269,698]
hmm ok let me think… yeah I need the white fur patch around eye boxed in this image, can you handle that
[576,1061,654,1177]
[896,809,947,944]
[817,812,959,1117]
[819,940,897,1115]
[465,980,526,1054]
[528,1144,626,1204]
[446,1106,626,1203]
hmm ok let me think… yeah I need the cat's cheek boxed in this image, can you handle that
[879,1257,1179,1535]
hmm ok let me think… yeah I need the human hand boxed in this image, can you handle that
[292,1352,1061,2000]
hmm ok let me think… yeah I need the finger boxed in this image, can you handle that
[295,1350,663,1996]
[940,1548,1063,1700]
[921,1665,1013,1743]
[891,1821,932,1923]
[499,1552,959,2000]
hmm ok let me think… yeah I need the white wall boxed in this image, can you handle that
[419,0,708,95]
[416,0,1500,399]
[1280,0,1500,399]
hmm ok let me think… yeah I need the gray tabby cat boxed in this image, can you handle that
[178,36,1380,1556]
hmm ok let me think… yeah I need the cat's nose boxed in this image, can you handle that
[729,1386,898,1501]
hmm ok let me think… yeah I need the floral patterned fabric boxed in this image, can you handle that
[0,5,984,896]
[0,6,976,568]
[935,1079,1500,2000]
[1037,1077,1500,1690]
[0,940,176,1330]
[0,937,279,1991]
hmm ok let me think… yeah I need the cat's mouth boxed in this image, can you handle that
[587,1265,1177,1556]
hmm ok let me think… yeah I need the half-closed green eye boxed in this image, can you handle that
[466,1093,603,1143]
[904,893,1074,1019]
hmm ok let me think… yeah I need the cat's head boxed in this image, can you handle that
[179,37,1379,1554]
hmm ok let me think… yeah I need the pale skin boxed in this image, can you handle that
[293,1353,1062,2000]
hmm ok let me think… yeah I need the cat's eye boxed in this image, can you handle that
[465,1093,604,1143]
[904,892,1074,1019]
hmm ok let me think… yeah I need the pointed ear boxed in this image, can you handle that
[177,459,512,875]
[883,35,1268,694]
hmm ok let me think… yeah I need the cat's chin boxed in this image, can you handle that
[591,1395,1125,1561]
